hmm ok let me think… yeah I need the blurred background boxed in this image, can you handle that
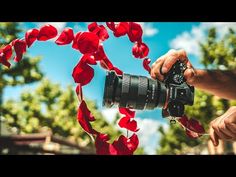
[1,22,236,155]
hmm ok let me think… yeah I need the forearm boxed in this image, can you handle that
[191,69,236,100]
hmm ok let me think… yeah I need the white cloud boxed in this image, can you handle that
[136,118,169,154]
[101,108,118,124]
[170,29,202,57]
[170,22,236,57]
[138,22,159,37]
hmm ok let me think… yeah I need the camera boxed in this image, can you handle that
[103,60,194,118]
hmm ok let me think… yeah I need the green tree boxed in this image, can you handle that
[157,28,236,154]
[2,79,121,152]
[0,22,43,112]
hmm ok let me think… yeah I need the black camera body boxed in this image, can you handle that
[161,61,194,117]
[103,60,194,118]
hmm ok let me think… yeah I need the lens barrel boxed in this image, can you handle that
[103,71,167,110]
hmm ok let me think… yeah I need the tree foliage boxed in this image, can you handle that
[0,22,43,111]
[2,79,121,151]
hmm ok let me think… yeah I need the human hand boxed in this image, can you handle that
[209,106,236,146]
[150,49,196,85]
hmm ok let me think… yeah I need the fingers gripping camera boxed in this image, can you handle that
[103,60,194,118]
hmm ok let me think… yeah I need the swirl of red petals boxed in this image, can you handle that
[0,22,205,154]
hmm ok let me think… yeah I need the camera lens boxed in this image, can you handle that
[103,71,167,110]
[103,61,195,117]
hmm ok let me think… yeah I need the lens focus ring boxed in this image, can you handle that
[122,74,130,94]
[136,76,148,109]
[120,74,130,107]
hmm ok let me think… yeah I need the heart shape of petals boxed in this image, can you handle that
[0,22,204,155]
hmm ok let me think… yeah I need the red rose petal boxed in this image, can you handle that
[96,133,139,155]
[106,22,130,38]
[75,84,83,102]
[0,58,11,68]
[112,135,133,155]
[37,24,58,41]
[0,53,10,68]
[118,116,130,128]
[178,115,205,138]
[186,129,200,139]
[118,116,139,132]
[95,136,111,155]
[119,107,135,118]
[143,58,151,72]
[2,45,13,60]
[80,101,95,122]
[132,42,149,59]
[81,54,97,65]
[0,45,13,68]
[106,22,116,31]
[139,42,149,58]
[112,134,139,155]
[95,133,118,155]
[188,118,205,134]
[89,23,109,41]
[132,43,140,58]
[88,22,98,32]
[112,67,123,76]
[74,32,99,54]
[13,39,27,62]
[55,28,74,45]
[72,59,94,86]
[97,133,110,142]
[72,32,82,50]
[178,115,189,128]
[93,45,114,70]
[109,144,118,155]
[100,60,108,70]
[96,25,109,41]
[114,22,129,37]
[77,100,97,134]
[127,133,139,152]
[128,22,143,42]
[100,57,114,70]
[94,44,107,61]
[25,28,39,47]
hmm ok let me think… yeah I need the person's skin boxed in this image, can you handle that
[150,49,236,146]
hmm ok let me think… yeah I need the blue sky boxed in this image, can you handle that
[4,22,236,154]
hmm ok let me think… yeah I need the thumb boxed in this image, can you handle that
[184,68,196,85]
[209,126,219,146]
